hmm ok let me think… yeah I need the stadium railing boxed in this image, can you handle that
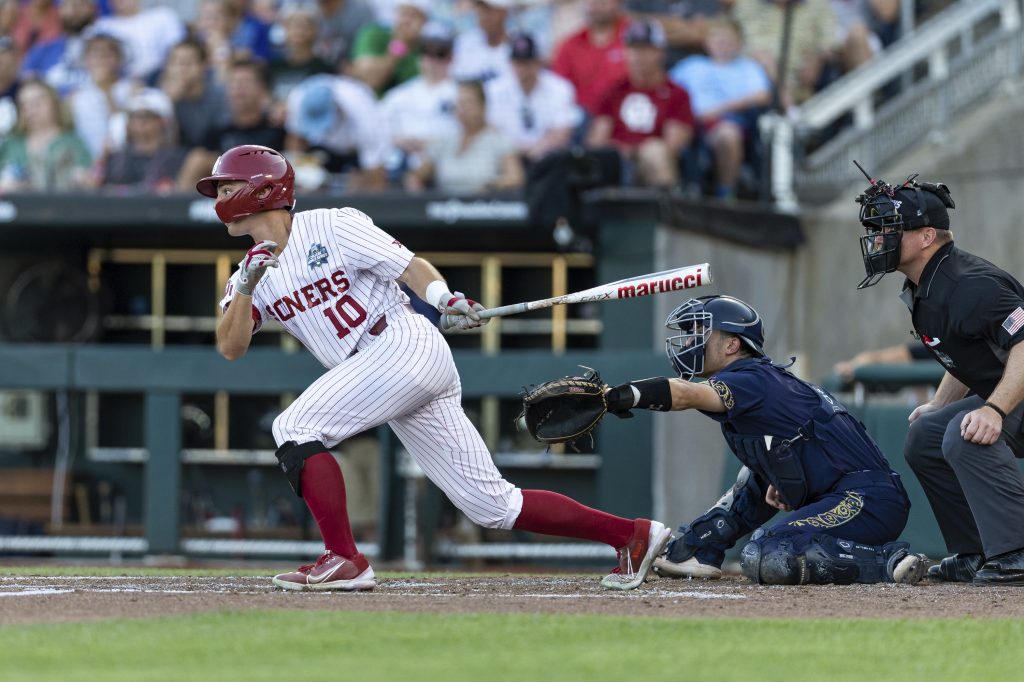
[764,0,1023,210]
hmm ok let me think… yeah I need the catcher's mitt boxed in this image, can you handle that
[518,367,625,448]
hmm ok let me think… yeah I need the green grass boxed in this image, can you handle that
[1,611,1022,681]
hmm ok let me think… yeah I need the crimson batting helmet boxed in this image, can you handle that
[196,145,295,224]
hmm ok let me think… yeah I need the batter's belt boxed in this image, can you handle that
[368,314,387,336]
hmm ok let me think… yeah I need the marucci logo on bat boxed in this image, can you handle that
[617,270,705,299]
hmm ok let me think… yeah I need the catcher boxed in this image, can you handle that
[522,294,929,585]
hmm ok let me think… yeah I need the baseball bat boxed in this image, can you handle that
[479,262,712,320]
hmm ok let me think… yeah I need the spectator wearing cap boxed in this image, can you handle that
[379,23,458,181]
[587,20,694,189]
[159,39,230,152]
[405,79,524,194]
[284,73,388,191]
[268,4,333,103]
[486,32,580,163]
[669,15,770,199]
[176,57,286,190]
[733,0,839,106]
[315,0,376,66]
[451,0,512,83]
[551,0,629,117]
[91,0,185,81]
[99,90,186,193]
[0,78,91,192]
[69,32,134,160]
[348,0,431,96]
[626,0,730,66]
[21,0,98,96]
[0,37,21,136]
[10,0,61,54]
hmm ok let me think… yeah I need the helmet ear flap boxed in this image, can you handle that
[252,179,277,207]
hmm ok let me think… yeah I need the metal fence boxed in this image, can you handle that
[766,0,1024,209]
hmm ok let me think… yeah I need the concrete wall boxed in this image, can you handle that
[650,228,801,522]
[652,78,1024,525]
[798,79,1024,381]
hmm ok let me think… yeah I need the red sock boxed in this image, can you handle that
[513,489,635,548]
[299,452,358,558]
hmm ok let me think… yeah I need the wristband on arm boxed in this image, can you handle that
[606,377,673,412]
[984,401,1008,419]
[425,279,455,313]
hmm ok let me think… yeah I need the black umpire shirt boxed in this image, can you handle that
[899,241,1024,399]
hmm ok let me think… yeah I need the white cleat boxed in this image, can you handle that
[653,556,723,580]
[601,519,673,591]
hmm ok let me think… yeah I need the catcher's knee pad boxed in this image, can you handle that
[740,530,803,585]
[275,440,329,498]
[741,530,905,585]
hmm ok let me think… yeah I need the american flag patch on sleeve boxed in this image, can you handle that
[1002,307,1024,335]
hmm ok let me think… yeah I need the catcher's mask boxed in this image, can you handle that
[665,295,765,379]
[854,163,955,289]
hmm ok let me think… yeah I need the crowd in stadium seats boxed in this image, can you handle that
[0,0,952,200]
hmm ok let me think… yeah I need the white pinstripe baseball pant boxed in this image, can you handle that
[272,310,523,530]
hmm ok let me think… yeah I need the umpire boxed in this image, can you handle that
[855,174,1024,584]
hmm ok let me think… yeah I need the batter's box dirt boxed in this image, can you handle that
[1,574,1022,625]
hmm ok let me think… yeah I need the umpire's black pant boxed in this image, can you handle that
[904,395,1024,558]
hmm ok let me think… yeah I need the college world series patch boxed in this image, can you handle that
[307,243,329,268]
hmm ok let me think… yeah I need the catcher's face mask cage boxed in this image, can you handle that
[665,299,713,379]
[857,192,905,290]
[855,173,955,289]
[666,295,766,379]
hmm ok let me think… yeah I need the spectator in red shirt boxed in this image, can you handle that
[586,19,694,189]
[551,0,629,117]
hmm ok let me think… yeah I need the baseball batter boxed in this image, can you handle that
[199,144,670,591]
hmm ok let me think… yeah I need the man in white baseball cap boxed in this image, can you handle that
[451,0,514,83]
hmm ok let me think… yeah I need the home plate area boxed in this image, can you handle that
[1,574,1023,624]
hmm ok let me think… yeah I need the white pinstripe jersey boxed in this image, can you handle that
[220,207,415,368]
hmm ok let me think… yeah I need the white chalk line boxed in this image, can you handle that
[0,589,75,597]
[0,577,747,600]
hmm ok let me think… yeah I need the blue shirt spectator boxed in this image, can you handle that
[21,0,98,96]
[668,27,770,120]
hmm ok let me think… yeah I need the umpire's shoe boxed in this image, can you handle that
[973,547,1024,586]
[652,556,723,580]
[926,553,984,582]
[601,519,672,591]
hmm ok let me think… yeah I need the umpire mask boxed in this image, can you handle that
[665,295,765,379]
[856,177,955,289]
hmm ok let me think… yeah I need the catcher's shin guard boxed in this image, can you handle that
[740,530,921,585]
[666,466,776,567]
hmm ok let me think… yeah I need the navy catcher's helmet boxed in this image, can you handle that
[854,170,955,289]
[665,295,765,379]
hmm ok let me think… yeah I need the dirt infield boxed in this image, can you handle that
[2,573,1023,625]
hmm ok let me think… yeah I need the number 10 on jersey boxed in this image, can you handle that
[323,295,367,339]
